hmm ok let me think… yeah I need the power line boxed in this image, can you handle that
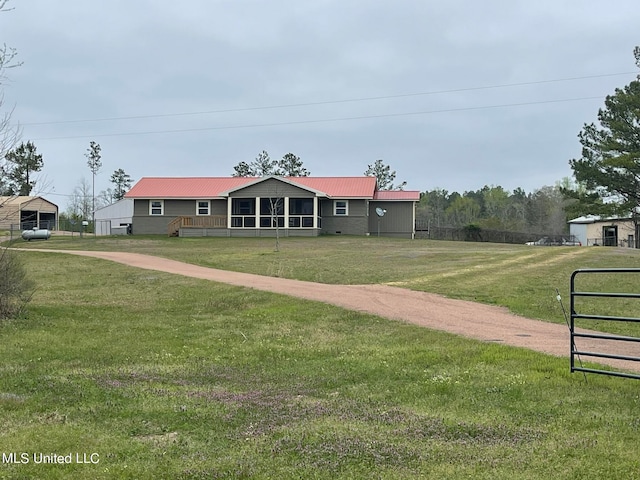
[32,95,605,141]
[20,71,636,127]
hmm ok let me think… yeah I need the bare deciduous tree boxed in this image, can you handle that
[66,178,93,221]
[0,1,35,320]
[0,2,22,190]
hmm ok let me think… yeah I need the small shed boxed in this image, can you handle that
[94,198,134,235]
[0,196,58,230]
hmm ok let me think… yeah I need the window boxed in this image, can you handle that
[290,216,315,227]
[259,198,284,228]
[289,198,315,228]
[289,198,313,215]
[149,200,164,215]
[231,198,256,228]
[232,198,255,215]
[196,200,210,215]
[260,198,284,216]
[231,216,256,228]
[334,200,348,216]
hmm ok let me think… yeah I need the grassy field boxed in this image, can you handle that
[1,237,639,478]
[14,234,640,333]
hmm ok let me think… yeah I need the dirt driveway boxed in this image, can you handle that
[24,248,640,373]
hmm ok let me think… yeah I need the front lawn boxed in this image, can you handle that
[0,251,638,478]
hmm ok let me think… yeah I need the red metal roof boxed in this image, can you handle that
[125,177,253,199]
[125,176,382,199]
[283,176,377,198]
[373,190,420,201]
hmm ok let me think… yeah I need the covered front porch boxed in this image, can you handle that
[168,196,323,237]
[170,217,322,237]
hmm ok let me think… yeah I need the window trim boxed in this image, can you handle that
[196,200,210,216]
[149,199,164,216]
[334,200,349,216]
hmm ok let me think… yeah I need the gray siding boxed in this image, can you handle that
[211,200,226,215]
[132,196,415,238]
[132,216,174,235]
[133,199,227,235]
[368,201,415,238]
[133,199,148,216]
[166,200,195,216]
[321,216,368,235]
[320,199,368,235]
[231,178,314,198]
[133,200,183,235]
[134,199,224,216]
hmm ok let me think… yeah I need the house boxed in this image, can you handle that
[124,176,420,238]
[568,215,637,247]
[94,198,134,235]
[0,196,58,230]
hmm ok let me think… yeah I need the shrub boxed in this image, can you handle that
[0,249,35,318]
[463,223,482,241]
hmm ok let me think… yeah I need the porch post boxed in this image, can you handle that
[284,197,289,229]
[255,197,260,229]
[412,201,416,239]
[313,196,318,229]
[227,197,232,228]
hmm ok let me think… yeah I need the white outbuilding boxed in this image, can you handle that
[568,214,636,247]
[94,198,133,235]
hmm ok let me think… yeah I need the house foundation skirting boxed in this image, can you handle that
[179,228,321,238]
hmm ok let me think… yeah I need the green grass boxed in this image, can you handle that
[16,234,640,333]
[0,248,639,478]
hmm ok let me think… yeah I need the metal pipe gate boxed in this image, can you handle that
[570,268,640,380]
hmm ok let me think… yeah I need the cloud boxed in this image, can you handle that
[1,0,638,210]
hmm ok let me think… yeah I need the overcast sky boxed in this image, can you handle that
[2,0,638,210]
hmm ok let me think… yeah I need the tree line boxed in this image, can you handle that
[416,184,570,234]
[232,153,407,190]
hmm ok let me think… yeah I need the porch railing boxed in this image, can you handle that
[168,216,227,236]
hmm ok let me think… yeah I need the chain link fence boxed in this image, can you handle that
[415,225,551,244]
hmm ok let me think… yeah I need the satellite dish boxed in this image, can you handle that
[375,207,386,217]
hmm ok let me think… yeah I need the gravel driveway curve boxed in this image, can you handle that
[23,248,640,373]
